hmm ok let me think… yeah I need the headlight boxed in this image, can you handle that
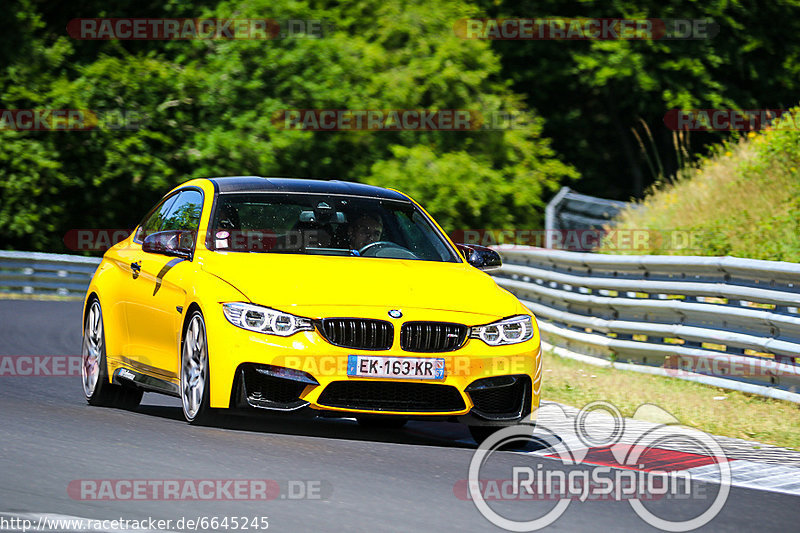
[470,315,535,346]
[222,302,313,336]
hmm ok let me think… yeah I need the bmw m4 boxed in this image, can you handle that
[81,177,542,442]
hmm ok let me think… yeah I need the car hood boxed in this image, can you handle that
[199,251,520,318]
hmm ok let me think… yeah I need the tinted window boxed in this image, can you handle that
[135,194,179,242]
[161,190,203,232]
[209,193,458,262]
[135,189,204,242]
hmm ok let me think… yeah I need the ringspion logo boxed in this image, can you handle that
[466,402,731,531]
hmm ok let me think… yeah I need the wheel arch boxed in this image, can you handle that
[180,302,204,346]
[83,291,100,328]
[83,290,125,362]
[179,302,206,373]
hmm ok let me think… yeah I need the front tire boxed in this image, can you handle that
[82,299,142,409]
[181,310,213,425]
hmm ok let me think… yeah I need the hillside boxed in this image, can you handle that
[604,115,800,261]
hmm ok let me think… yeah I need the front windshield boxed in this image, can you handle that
[208,193,460,262]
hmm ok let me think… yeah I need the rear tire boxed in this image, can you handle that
[82,299,142,409]
[181,310,213,425]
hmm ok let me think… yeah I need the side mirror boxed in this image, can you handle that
[456,244,502,271]
[142,230,195,259]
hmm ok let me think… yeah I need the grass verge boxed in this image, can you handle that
[542,350,800,450]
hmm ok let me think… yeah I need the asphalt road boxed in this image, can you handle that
[0,300,797,532]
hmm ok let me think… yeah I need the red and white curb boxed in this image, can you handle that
[406,401,800,497]
[523,403,800,497]
[524,443,800,497]
[686,460,800,496]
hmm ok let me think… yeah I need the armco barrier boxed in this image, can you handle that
[492,246,800,401]
[0,251,100,297]
[544,186,628,249]
[2,249,798,401]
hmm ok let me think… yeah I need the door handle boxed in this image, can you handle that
[131,261,141,279]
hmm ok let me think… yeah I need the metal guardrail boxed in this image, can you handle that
[2,249,799,400]
[492,246,800,400]
[544,187,629,249]
[0,251,100,297]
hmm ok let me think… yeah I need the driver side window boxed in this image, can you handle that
[161,190,203,232]
[134,194,179,242]
[134,189,204,242]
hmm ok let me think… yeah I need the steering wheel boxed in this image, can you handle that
[358,241,418,259]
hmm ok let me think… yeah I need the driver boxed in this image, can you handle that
[348,214,383,251]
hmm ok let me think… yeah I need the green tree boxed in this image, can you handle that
[0,0,576,251]
[482,0,800,198]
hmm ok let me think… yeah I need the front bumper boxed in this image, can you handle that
[205,307,542,426]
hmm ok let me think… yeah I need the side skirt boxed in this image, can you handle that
[112,367,180,397]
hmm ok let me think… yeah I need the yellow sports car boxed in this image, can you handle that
[81,177,542,442]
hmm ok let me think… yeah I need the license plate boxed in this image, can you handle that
[347,355,445,380]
